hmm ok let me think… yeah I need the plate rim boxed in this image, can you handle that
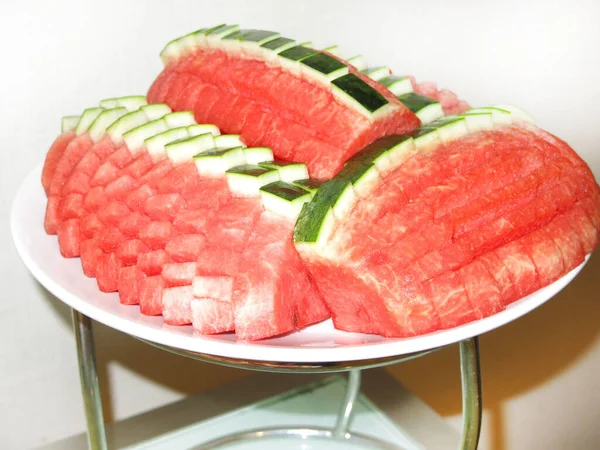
[11,163,587,364]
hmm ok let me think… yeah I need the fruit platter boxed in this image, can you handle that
[13,24,598,364]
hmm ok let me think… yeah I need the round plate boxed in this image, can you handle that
[12,164,587,364]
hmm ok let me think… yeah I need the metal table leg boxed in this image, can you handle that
[459,337,482,450]
[334,369,362,438]
[72,310,108,450]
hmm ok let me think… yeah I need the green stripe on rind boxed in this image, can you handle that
[278,45,318,61]
[292,178,326,195]
[301,52,349,80]
[345,134,408,167]
[260,181,312,220]
[226,164,280,197]
[227,164,273,177]
[332,73,389,114]
[293,179,349,243]
[398,93,443,125]
[397,92,438,112]
[261,36,295,51]
[240,30,280,44]
[260,181,310,202]
[204,25,241,48]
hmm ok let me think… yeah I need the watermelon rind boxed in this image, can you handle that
[260,181,312,220]
[145,127,190,162]
[258,160,309,183]
[242,147,274,165]
[214,134,245,149]
[165,132,215,166]
[61,115,81,133]
[347,55,367,72]
[363,66,392,82]
[88,107,128,143]
[380,75,413,96]
[75,107,104,136]
[188,124,221,138]
[226,164,280,197]
[194,146,246,177]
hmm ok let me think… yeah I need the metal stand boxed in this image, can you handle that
[72,310,108,450]
[72,310,482,449]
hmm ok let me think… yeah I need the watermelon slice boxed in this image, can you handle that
[295,118,600,337]
[149,28,422,178]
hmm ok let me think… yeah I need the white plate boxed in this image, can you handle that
[11,164,587,364]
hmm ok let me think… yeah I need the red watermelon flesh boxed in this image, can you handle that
[300,255,439,337]
[90,146,133,187]
[139,275,166,315]
[137,249,174,276]
[162,262,197,287]
[56,218,80,258]
[119,212,152,239]
[336,128,538,244]
[80,213,104,239]
[44,134,95,233]
[144,193,187,221]
[48,134,94,196]
[84,186,109,212]
[421,270,479,329]
[149,48,420,178]
[162,286,194,325]
[80,238,103,278]
[191,299,234,335]
[42,131,76,195]
[104,174,140,201]
[96,252,122,292]
[189,199,263,335]
[165,234,205,262]
[359,146,547,254]
[62,137,116,194]
[400,165,589,283]
[233,212,329,341]
[48,136,118,240]
[118,266,147,305]
[116,239,150,266]
[455,260,503,319]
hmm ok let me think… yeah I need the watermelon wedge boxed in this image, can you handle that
[41,97,330,340]
[294,112,600,337]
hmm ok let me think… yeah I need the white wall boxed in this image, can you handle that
[2,1,599,448]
